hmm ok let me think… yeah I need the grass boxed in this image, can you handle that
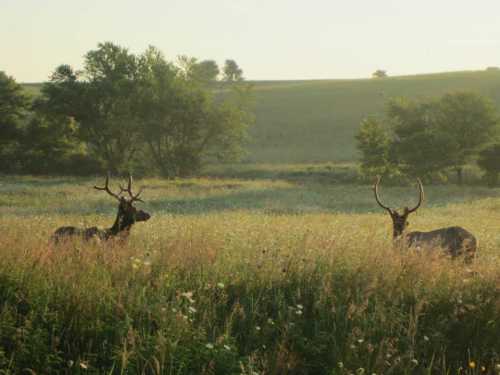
[23,69,500,164]
[1,175,500,374]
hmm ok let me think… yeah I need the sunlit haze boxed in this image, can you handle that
[2,0,500,82]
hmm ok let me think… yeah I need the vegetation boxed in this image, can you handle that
[0,176,499,374]
[1,42,253,177]
[356,92,499,184]
[477,143,500,187]
[22,69,500,164]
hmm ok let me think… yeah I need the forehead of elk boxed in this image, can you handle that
[373,177,424,237]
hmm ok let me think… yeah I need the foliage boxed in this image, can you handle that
[357,93,499,182]
[436,92,499,184]
[477,143,500,186]
[32,43,251,177]
[355,117,395,178]
[192,60,219,84]
[372,69,388,78]
[0,72,28,171]
[223,59,243,82]
[138,48,251,177]
[0,176,500,373]
[21,70,500,164]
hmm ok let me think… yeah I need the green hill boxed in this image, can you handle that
[22,70,500,163]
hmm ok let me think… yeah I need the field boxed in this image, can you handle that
[23,69,500,164]
[1,174,500,374]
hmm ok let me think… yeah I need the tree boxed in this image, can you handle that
[372,69,388,78]
[387,98,452,179]
[355,118,394,177]
[138,50,251,177]
[192,60,219,84]
[436,92,499,184]
[223,59,243,82]
[17,115,83,174]
[477,143,500,187]
[38,43,143,172]
[0,72,28,171]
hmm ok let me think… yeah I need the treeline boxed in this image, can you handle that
[0,42,253,177]
[356,92,500,185]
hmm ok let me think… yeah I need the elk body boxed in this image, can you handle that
[52,174,151,244]
[374,177,476,262]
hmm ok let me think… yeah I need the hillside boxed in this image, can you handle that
[22,70,500,163]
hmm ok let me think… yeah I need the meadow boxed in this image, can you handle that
[1,173,500,374]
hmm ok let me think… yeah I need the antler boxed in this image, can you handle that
[94,173,122,201]
[119,173,144,203]
[373,176,393,213]
[406,178,424,213]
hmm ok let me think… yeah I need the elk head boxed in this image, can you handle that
[373,176,424,238]
[94,173,151,235]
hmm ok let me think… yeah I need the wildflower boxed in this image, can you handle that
[224,344,231,351]
[356,368,365,374]
[295,309,303,316]
[357,338,364,344]
[296,304,303,310]
[481,366,486,372]
[337,362,344,369]
[423,335,429,342]
[255,325,261,331]
[188,306,197,314]
[181,291,195,304]
[67,360,74,368]
[217,282,225,289]
[469,361,476,369]
[80,361,89,369]
[267,318,275,325]
[205,343,214,350]
[411,359,418,365]
[132,263,140,270]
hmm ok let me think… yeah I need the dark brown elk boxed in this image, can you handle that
[52,174,151,244]
[373,176,476,262]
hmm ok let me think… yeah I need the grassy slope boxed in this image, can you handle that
[1,176,500,373]
[22,70,500,164]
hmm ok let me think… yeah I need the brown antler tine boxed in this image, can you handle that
[407,178,424,213]
[94,173,121,201]
[373,175,393,213]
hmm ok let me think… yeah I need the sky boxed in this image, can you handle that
[2,0,500,82]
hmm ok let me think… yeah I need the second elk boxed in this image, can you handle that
[373,176,476,262]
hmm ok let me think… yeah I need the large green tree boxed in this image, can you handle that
[39,43,142,172]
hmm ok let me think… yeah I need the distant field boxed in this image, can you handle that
[22,70,500,163]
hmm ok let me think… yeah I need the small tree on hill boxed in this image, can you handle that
[372,69,388,78]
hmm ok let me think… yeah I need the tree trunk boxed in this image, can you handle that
[455,167,463,185]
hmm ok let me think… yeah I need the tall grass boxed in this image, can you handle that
[0,176,500,374]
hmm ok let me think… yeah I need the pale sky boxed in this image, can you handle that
[2,0,500,82]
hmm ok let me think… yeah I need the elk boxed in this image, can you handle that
[373,176,476,262]
[52,174,151,244]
